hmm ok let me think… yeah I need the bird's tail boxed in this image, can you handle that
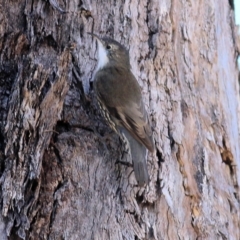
[120,128,149,186]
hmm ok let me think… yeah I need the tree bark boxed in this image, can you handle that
[0,0,239,239]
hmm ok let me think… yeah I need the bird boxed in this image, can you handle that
[88,32,155,186]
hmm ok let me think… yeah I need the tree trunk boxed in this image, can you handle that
[0,0,239,239]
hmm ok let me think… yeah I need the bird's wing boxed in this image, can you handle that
[94,68,155,152]
[115,100,155,153]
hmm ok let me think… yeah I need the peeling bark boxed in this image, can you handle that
[0,0,239,239]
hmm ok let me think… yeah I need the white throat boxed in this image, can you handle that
[96,40,109,70]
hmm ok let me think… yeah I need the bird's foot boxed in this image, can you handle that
[115,160,132,167]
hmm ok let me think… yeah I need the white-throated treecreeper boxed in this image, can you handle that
[88,33,154,186]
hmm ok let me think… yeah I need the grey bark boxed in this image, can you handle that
[0,0,239,239]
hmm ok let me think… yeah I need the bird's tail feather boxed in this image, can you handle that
[120,128,149,186]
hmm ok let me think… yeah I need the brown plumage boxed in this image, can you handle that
[95,67,154,153]
[89,33,154,185]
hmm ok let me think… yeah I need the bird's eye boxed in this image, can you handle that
[106,45,111,50]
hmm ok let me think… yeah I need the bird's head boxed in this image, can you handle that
[88,33,130,70]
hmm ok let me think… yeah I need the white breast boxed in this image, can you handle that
[96,39,109,70]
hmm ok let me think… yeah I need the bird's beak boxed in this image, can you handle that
[87,32,109,69]
[87,32,101,41]
[87,32,105,49]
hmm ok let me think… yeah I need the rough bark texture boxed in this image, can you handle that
[0,0,240,239]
